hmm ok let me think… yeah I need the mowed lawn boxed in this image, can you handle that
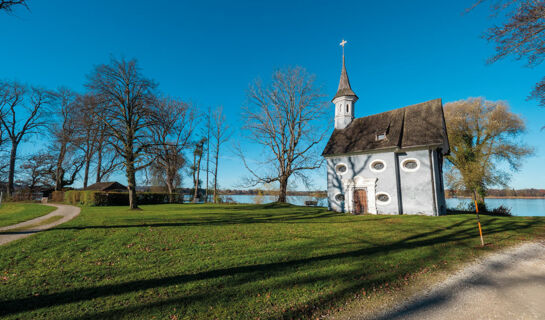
[0,203,55,228]
[1,204,544,319]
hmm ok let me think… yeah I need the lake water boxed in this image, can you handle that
[219,195,545,217]
[221,194,328,207]
[445,198,545,217]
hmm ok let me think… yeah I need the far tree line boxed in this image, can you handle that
[446,188,545,198]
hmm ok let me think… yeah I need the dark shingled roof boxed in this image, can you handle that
[322,98,450,156]
[85,181,127,191]
[333,55,358,100]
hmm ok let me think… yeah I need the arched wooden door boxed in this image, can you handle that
[353,189,368,214]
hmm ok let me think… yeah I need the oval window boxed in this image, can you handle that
[404,160,417,169]
[373,162,384,170]
[376,193,391,204]
[335,163,348,175]
[401,158,420,172]
[335,194,345,202]
[369,160,386,172]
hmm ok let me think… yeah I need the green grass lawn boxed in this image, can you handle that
[0,203,544,320]
[0,203,55,228]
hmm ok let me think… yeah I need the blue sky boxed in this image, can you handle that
[1,0,544,190]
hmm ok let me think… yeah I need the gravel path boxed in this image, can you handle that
[0,204,80,246]
[364,241,545,320]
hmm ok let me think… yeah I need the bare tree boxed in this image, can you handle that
[204,106,211,203]
[0,0,27,13]
[0,81,49,196]
[80,95,121,184]
[85,57,157,209]
[93,124,120,183]
[74,94,121,185]
[472,1,545,108]
[49,87,81,191]
[148,97,196,201]
[444,97,533,207]
[18,152,54,191]
[239,67,327,203]
[47,150,84,189]
[191,137,206,202]
[73,94,97,188]
[211,106,231,203]
[0,112,4,148]
[71,94,119,188]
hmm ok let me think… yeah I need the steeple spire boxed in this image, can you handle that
[333,40,358,130]
[333,55,357,100]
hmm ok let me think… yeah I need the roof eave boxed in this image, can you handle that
[322,143,446,158]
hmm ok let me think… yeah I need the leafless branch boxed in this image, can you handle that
[240,66,327,202]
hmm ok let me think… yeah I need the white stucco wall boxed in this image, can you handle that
[397,150,435,215]
[326,148,445,216]
[326,151,400,215]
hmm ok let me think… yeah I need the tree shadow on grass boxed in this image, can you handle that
[1,217,543,318]
[44,207,364,232]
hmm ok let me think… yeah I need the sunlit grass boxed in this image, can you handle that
[0,203,543,319]
[0,203,55,228]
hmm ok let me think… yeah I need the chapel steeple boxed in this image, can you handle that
[333,40,358,130]
[333,55,357,100]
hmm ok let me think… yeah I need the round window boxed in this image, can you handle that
[335,194,345,202]
[401,158,420,172]
[335,163,348,175]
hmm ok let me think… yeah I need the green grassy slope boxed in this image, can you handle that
[0,203,543,319]
[0,203,55,228]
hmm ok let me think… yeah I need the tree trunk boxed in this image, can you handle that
[166,171,174,204]
[55,143,67,191]
[125,134,138,209]
[204,134,210,203]
[96,147,102,183]
[213,147,219,203]
[192,152,197,202]
[83,158,90,188]
[472,189,486,212]
[126,161,138,209]
[193,158,201,203]
[6,141,18,197]
[278,176,288,203]
[205,123,210,203]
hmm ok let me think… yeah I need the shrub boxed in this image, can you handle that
[50,191,65,203]
[64,191,183,206]
[467,201,488,213]
[490,205,512,217]
[448,202,512,216]
[64,190,100,206]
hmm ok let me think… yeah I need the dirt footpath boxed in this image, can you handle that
[0,204,80,246]
[354,241,545,320]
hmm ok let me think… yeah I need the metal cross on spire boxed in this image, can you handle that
[339,39,347,56]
